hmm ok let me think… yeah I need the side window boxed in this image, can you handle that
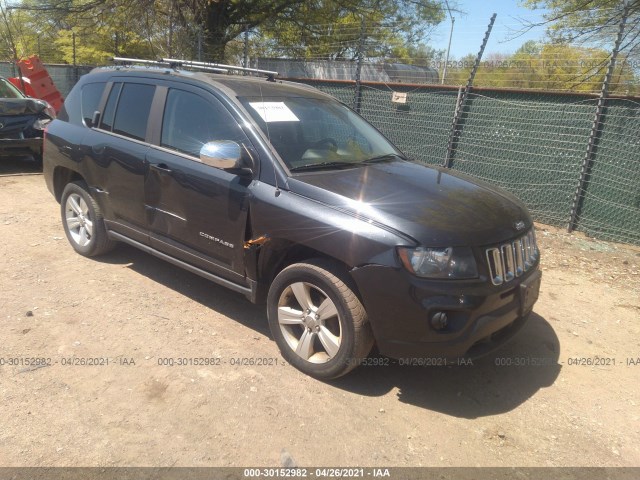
[81,82,106,126]
[160,89,246,157]
[99,82,155,142]
[112,83,155,141]
[100,82,122,131]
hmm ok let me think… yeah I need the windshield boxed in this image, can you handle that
[240,96,402,170]
[0,78,26,99]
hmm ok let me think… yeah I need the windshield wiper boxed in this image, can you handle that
[289,161,361,172]
[362,153,407,164]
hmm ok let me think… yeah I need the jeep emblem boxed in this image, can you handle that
[514,220,526,231]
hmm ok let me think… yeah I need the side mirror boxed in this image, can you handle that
[200,140,242,169]
[200,141,254,176]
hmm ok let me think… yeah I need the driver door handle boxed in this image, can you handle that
[151,163,172,173]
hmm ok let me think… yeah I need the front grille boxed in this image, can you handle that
[486,229,539,286]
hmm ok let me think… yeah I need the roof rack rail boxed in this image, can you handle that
[161,58,279,81]
[110,57,279,81]
[111,57,228,74]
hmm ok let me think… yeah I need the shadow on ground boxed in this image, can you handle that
[0,156,42,175]
[99,243,561,418]
[331,312,561,418]
[100,244,269,336]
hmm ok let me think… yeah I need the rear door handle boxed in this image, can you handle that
[151,163,172,173]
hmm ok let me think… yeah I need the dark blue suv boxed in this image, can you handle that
[43,65,541,379]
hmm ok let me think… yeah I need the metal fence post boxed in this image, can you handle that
[243,25,249,73]
[72,32,78,84]
[353,16,365,113]
[567,0,631,232]
[443,13,496,168]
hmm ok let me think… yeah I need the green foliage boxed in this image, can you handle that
[522,0,640,60]
[0,1,448,63]
[255,1,445,61]
[444,43,638,94]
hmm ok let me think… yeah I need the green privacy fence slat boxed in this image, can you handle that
[295,79,639,245]
[358,84,458,165]
[574,98,640,244]
[449,91,596,228]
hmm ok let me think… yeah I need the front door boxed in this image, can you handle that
[144,86,254,283]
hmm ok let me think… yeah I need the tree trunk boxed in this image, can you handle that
[204,1,231,62]
[204,33,228,63]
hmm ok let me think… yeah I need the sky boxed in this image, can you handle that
[429,0,550,59]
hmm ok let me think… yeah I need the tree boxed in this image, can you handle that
[254,1,446,61]
[2,0,163,62]
[440,42,637,94]
[522,0,640,63]
[5,0,450,62]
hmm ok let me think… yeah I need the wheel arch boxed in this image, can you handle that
[251,238,356,304]
[53,166,84,203]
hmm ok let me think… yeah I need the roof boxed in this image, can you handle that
[88,66,332,100]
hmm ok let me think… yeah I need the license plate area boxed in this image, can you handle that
[519,270,541,315]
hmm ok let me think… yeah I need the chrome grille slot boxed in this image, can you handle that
[500,243,515,282]
[523,235,532,271]
[486,248,503,285]
[513,239,524,276]
[487,229,539,286]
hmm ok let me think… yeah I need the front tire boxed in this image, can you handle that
[61,181,115,257]
[267,259,374,379]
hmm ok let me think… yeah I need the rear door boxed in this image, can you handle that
[144,84,254,283]
[83,80,156,243]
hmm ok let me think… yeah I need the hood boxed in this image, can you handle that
[0,98,49,116]
[287,160,532,247]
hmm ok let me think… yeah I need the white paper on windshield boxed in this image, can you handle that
[249,102,299,122]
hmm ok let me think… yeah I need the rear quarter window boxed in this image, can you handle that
[81,82,106,127]
[57,80,106,126]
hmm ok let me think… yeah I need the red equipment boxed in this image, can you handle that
[8,55,64,114]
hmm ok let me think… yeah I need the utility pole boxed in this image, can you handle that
[441,0,455,84]
[168,0,173,57]
[243,24,249,72]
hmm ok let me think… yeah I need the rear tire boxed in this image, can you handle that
[267,259,374,379]
[60,181,116,257]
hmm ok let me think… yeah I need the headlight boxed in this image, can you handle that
[32,117,52,130]
[397,246,478,279]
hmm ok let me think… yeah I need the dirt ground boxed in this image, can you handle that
[1,158,639,468]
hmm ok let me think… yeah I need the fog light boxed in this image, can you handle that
[431,311,448,330]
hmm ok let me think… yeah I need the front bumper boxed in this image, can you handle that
[0,137,42,158]
[350,265,541,360]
